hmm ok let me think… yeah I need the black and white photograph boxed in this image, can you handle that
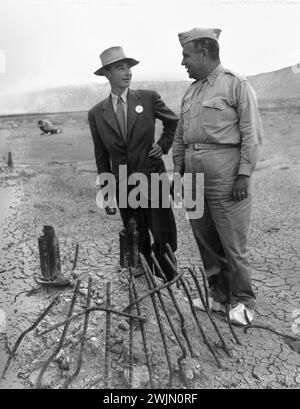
[0,0,299,393]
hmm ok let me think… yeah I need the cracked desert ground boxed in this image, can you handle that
[0,106,299,389]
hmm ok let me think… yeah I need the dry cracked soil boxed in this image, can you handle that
[0,108,299,389]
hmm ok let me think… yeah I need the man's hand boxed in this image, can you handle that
[232,175,250,201]
[148,143,163,159]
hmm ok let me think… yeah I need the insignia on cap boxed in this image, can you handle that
[135,105,144,114]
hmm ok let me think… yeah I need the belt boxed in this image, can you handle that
[187,143,240,150]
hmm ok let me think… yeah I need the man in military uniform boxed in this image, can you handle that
[173,28,263,325]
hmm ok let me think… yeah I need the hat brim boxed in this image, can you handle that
[94,58,139,76]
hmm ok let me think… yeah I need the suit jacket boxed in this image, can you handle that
[88,89,178,180]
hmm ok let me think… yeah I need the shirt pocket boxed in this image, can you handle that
[201,97,236,128]
[181,102,192,133]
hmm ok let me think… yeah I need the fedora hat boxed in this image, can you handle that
[94,46,139,76]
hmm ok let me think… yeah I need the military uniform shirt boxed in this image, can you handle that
[173,63,263,176]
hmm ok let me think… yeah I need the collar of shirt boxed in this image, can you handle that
[190,63,223,90]
[111,88,129,111]
[206,63,225,86]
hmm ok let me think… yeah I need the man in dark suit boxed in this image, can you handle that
[88,46,178,280]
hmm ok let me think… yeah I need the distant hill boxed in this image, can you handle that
[249,65,300,100]
[0,81,189,116]
[1,65,299,115]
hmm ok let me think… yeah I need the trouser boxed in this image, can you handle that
[119,207,177,281]
[185,147,256,309]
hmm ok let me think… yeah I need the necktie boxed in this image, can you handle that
[116,97,127,143]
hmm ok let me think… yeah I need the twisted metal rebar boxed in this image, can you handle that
[244,323,300,341]
[123,269,185,313]
[63,277,93,388]
[225,303,242,345]
[196,263,241,346]
[35,280,81,389]
[164,243,181,289]
[130,271,154,388]
[140,253,174,388]
[128,271,134,389]
[166,245,228,357]
[38,308,146,336]
[103,282,111,388]
[1,296,60,380]
[151,253,195,357]
[164,254,222,368]
[165,244,177,267]
[197,264,210,309]
[146,257,190,388]
[188,267,231,357]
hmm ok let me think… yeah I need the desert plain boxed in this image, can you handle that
[0,105,299,389]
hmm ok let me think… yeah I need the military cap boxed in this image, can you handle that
[178,27,221,47]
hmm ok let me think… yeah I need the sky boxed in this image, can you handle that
[0,0,300,95]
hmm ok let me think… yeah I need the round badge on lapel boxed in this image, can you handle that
[135,105,144,114]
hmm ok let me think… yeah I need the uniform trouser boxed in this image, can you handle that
[117,187,177,281]
[185,147,256,309]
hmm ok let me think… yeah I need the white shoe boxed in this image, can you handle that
[229,303,254,326]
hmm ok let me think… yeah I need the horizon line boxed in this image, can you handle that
[2,61,299,96]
